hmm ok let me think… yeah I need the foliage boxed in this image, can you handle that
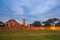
[30,21,41,26]
[55,22,60,26]
[0,21,5,26]
[42,18,60,26]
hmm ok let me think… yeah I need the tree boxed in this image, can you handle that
[42,21,51,26]
[42,18,60,26]
[48,18,60,26]
[0,21,5,26]
[30,21,41,26]
[55,22,60,26]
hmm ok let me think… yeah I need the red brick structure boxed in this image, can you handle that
[5,19,21,30]
[6,19,20,27]
[22,18,26,26]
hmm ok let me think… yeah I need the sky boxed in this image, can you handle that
[0,0,60,24]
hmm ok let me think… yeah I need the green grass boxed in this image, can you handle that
[0,30,60,40]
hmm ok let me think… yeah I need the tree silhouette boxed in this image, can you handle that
[30,21,41,27]
[42,21,51,26]
[55,22,60,26]
[42,18,60,26]
[0,21,5,26]
[49,18,60,26]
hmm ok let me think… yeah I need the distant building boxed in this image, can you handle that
[5,19,20,27]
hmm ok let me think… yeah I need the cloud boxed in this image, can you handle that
[29,0,58,16]
[2,0,24,15]
[2,0,58,16]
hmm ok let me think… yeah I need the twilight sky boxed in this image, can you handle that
[0,0,60,24]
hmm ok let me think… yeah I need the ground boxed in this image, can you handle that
[0,30,60,40]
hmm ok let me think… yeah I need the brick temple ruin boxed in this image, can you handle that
[0,18,60,30]
[0,18,26,30]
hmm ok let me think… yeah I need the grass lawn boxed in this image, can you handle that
[0,30,60,40]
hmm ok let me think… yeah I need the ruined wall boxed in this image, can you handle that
[0,19,60,30]
[0,26,60,30]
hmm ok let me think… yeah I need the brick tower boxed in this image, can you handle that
[22,18,26,26]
